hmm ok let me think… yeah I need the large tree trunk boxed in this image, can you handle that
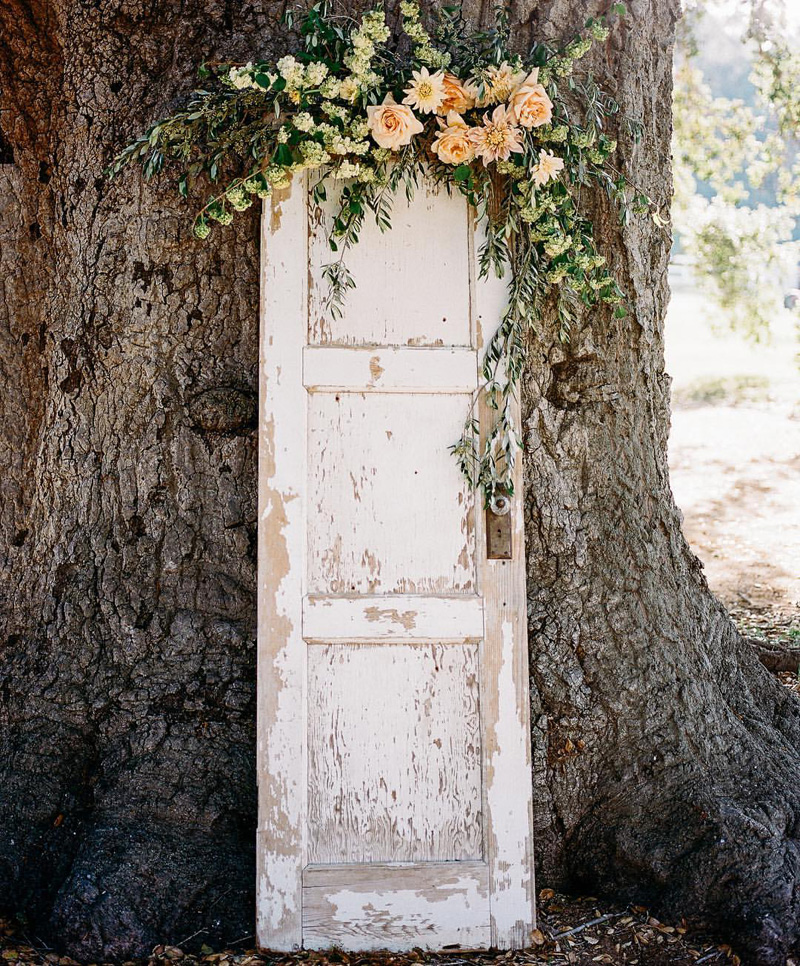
[1,0,798,963]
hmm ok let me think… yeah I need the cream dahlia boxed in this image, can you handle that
[469,105,524,166]
[403,67,446,114]
[531,149,565,186]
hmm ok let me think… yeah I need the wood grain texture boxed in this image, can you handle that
[306,392,476,595]
[308,180,472,347]
[302,862,491,951]
[303,594,484,642]
[307,643,483,864]
[257,179,309,949]
[303,346,478,393]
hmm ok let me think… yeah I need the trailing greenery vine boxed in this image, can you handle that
[109,0,655,506]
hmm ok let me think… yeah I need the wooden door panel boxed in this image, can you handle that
[302,862,491,951]
[306,392,475,595]
[309,182,472,347]
[307,643,483,864]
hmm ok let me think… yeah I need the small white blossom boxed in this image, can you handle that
[228,62,256,90]
[349,118,369,139]
[294,112,315,132]
[299,141,331,168]
[277,55,305,89]
[305,61,329,86]
[333,160,362,179]
[322,102,350,122]
[319,77,341,99]
[338,77,360,102]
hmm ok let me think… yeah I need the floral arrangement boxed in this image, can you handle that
[110,0,652,506]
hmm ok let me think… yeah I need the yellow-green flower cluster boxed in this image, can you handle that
[575,251,606,271]
[265,165,290,189]
[539,124,569,143]
[495,161,527,180]
[343,9,389,83]
[399,0,451,69]
[226,185,254,211]
[243,177,272,199]
[565,37,592,61]
[293,112,315,133]
[543,232,573,258]
[329,135,371,156]
[571,129,596,148]
[299,142,332,168]
[322,102,351,123]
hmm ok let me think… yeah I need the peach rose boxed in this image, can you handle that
[431,112,476,165]
[367,96,424,150]
[508,69,553,128]
[438,73,477,115]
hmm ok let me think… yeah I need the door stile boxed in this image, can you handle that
[257,176,309,950]
[474,237,537,948]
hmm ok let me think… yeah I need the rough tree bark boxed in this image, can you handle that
[0,0,798,963]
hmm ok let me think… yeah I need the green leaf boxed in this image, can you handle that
[614,304,628,319]
[254,73,272,89]
[273,143,293,166]
[453,164,471,183]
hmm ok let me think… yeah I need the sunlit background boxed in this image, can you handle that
[667,0,800,637]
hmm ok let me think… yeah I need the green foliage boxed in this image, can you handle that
[108,0,650,504]
[673,1,800,338]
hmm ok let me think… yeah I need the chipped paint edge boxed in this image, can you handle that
[257,175,309,951]
[474,221,537,948]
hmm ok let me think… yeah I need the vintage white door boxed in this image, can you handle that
[257,173,535,952]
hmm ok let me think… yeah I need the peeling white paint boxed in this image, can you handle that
[489,620,535,932]
[303,863,491,951]
[258,176,535,953]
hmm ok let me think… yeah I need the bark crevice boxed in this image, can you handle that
[0,0,798,962]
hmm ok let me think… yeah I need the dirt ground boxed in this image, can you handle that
[1,290,797,966]
[0,893,751,966]
[666,289,800,640]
